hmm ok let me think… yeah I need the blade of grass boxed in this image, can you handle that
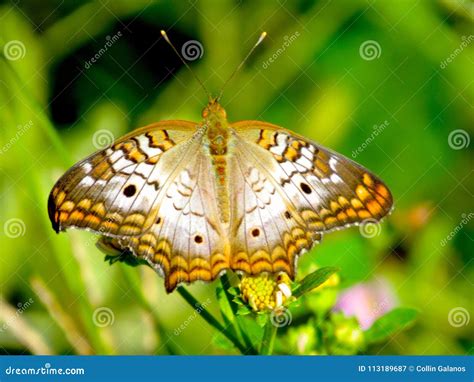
[121,266,180,355]
[260,319,277,355]
[177,286,252,355]
[0,296,53,355]
[1,57,72,166]
[30,277,94,355]
[219,273,256,353]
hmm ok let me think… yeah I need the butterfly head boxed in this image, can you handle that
[202,99,227,120]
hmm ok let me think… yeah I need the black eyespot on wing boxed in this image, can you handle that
[251,228,260,237]
[123,184,136,197]
[300,182,312,194]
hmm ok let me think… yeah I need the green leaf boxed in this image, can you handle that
[237,317,263,345]
[256,313,269,327]
[365,308,418,344]
[213,332,234,351]
[227,287,240,297]
[233,296,244,306]
[236,305,252,316]
[293,267,339,297]
[216,286,237,332]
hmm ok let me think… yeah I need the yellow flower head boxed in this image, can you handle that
[240,273,292,312]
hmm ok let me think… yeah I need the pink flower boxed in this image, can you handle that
[334,278,398,329]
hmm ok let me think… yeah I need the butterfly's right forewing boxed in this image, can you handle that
[230,121,393,281]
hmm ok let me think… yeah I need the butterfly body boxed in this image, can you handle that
[48,99,393,292]
[202,100,232,223]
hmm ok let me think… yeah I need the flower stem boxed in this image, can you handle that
[260,319,278,355]
[219,274,256,353]
[176,286,250,355]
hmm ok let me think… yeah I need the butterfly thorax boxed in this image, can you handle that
[202,100,232,224]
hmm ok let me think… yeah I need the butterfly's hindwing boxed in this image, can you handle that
[229,144,322,280]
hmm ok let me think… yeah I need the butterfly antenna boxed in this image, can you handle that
[160,30,212,101]
[217,32,267,101]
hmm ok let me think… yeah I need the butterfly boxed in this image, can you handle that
[48,31,393,292]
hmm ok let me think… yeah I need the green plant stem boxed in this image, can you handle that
[219,274,256,353]
[260,320,278,355]
[176,286,250,355]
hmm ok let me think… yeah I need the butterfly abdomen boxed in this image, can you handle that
[210,155,230,223]
[204,119,232,224]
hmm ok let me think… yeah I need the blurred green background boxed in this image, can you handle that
[0,0,472,355]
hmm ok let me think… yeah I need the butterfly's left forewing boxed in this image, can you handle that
[48,121,198,236]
